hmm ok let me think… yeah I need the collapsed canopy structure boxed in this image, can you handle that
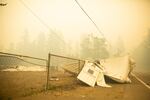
[63,55,135,87]
[100,55,135,83]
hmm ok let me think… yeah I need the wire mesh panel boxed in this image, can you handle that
[46,53,85,90]
[0,52,47,99]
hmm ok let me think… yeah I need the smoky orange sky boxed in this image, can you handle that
[0,0,150,51]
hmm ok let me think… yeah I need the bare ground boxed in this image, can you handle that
[0,71,150,100]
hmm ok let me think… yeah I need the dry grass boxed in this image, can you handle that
[0,71,150,100]
[0,71,80,99]
[0,71,47,98]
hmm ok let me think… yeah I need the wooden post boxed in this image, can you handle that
[46,53,51,90]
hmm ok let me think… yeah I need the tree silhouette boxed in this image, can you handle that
[113,36,125,57]
[35,32,47,58]
[80,34,109,59]
[80,34,93,59]
[17,30,31,55]
[47,30,66,55]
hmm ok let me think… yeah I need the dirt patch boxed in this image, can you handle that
[0,71,47,99]
[0,71,150,100]
[0,71,82,99]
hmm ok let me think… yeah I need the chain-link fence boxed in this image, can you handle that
[0,52,85,99]
[0,52,47,99]
[46,53,85,90]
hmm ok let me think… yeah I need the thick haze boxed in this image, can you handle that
[0,0,150,51]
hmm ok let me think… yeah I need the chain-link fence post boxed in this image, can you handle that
[78,60,80,74]
[46,53,51,90]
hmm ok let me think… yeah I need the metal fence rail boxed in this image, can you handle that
[46,53,85,90]
[0,52,47,67]
[0,52,85,93]
[0,52,49,98]
[0,52,47,61]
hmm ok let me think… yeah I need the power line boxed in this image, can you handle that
[74,0,104,37]
[19,0,52,32]
[19,0,110,46]
[19,0,66,44]
[74,0,112,47]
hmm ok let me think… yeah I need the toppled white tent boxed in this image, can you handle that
[62,55,135,87]
[77,55,135,87]
[96,70,111,87]
[101,55,135,83]
[77,61,110,87]
[77,61,100,87]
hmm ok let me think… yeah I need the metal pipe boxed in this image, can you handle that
[0,52,47,61]
[78,60,80,73]
[50,53,84,62]
[46,53,51,90]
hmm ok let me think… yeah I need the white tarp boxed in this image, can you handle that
[96,72,111,87]
[101,55,134,83]
[77,61,110,87]
[77,55,135,87]
[77,61,100,87]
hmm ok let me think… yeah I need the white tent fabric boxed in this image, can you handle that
[77,61,100,87]
[96,72,111,87]
[77,61,110,87]
[101,55,134,83]
[77,55,135,87]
